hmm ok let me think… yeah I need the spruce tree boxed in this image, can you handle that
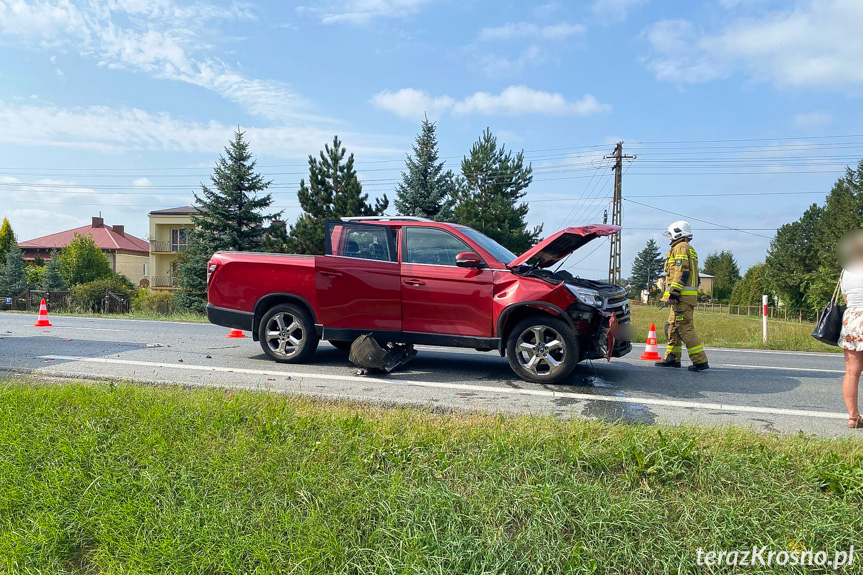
[41,251,66,290]
[0,217,15,263]
[176,130,280,311]
[0,243,26,297]
[452,128,540,253]
[191,129,280,251]
[630,238,664,293]
[261,220,290,253]
[395,116,455,220]
[288,136,388,255]
[175,231,215,313]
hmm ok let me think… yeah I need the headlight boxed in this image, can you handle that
[566,285,603,307]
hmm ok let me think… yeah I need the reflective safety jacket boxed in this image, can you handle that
[662,239,699,304]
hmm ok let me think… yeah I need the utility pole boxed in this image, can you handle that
[605,142,635,286]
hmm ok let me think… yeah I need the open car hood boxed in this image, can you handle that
[508,224,621,269]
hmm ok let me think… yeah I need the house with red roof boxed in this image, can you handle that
[19,216,150,285]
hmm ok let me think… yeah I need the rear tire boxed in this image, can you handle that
[258,303,319,363]
[328,340,352,351]
[506,315,578,384]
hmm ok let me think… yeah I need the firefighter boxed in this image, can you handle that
[655,220,709,372]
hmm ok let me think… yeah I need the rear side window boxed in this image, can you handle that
[325,222,395,262]
[404,227,473,266]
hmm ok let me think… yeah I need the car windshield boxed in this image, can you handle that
[454,225,517,265]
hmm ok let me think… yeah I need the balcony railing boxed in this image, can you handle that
[150,240,188,253]
[151,276,179,288]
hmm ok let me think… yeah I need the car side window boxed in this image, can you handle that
[404,227,473,266]
[330,225,393,261]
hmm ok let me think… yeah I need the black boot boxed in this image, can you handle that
[655,356,681,368]
[688,362,709,372]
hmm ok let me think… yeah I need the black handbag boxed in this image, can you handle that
[812,274,846,346]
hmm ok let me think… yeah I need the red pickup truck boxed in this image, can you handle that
[207,217,631,383]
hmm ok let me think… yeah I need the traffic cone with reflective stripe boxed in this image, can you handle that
[34,299,52,327]
[639,323,661,360]
[226,329,246,338]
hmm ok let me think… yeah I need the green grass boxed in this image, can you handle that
[2,378,862,574]
[630,305,840,353]
[1,308,208,323]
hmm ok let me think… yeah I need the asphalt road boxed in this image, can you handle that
[1,312,858,437]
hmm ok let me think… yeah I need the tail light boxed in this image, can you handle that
[207,260,220,284]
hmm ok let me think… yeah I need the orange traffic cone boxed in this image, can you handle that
[34,298,52,327]
[639,323,662,360]
[226,329,246,338]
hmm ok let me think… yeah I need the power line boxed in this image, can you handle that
[623,198,773,239]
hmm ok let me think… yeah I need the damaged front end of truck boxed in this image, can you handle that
[508,225,633,362]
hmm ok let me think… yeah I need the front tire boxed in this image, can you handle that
[258,304,319,363]
[506,316,578,383]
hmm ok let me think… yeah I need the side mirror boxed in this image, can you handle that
[455,251,483,268]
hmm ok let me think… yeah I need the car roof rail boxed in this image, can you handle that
[340,216,432,222]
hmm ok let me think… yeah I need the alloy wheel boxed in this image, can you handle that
[515,325,567,378]
[265,311,304,358]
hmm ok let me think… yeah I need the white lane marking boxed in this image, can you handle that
[633,342,843,359]
[723,364,844,374]
[39,355,848,420]
[48,326,127,332]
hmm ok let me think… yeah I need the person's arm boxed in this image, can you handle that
[665,247,689,302]
[841,270,847,305]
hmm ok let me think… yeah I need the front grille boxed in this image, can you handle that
[603,296,630,324]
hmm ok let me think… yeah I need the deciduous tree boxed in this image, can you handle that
[730,263,771,306]
[702,250,740,302]
[56,233,112,286]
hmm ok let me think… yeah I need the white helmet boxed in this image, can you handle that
[663,220,692,241]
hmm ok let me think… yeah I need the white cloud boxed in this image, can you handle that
[0,100,401,158]
[369,89,455,119]
[592,0,648,21]
[132,177,153,187]
[479,45,545,77]
[478,21,585,41]
[299,0,432,25]
[793,111,833,129]
[642,19,726,84]
[643,1,863,90]
[0,0,311,122]
[371,86,610,119]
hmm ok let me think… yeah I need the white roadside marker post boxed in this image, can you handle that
[762,294,768,343]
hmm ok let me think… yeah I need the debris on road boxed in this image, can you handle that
[349,334,417,375]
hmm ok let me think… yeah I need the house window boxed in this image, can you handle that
[171,229,188,252]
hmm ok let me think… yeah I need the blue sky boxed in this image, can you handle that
[1,0,862,280]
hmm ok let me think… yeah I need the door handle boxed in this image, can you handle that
[319,271,342,278]
[404,279,426,286]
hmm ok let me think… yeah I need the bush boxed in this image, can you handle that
[70,275,135,313]
[133,288,176,315]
